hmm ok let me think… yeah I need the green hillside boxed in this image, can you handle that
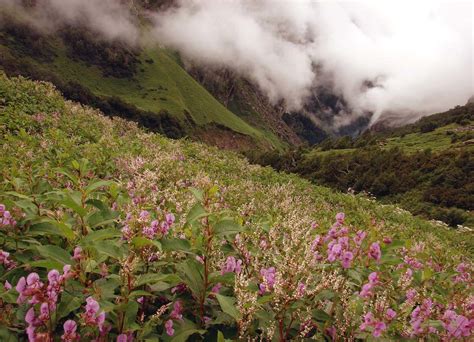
[0,17,283,150]
[1,73,473,340]
[248,104,474,228]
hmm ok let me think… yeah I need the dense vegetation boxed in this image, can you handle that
[0,73,473,341]
[247,104,474,228]
[0,12,284,150]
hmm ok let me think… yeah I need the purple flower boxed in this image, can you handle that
[373,321,386,337]
[61,319,78,341]
[25,307,36,325]
[117,334,128,342]
[211,283,222,294]
[341,251,353,268]
[4,280,12,290]
[353,230,367,246]
[0,250,16,270]
[311,235,322,251]
[368,272,379,284]
[296,282,306,297]
[406,288,417,302]
[368,242,381,262]
[83,296,106,329]
[221,256,242,275]
[160,221,170,235]
[386,308,396,321]
[359,283,374,298]
[335,212,345,224]
[165,319,174,336]
[170,301,183,321]
[259,267,276,294]
[360,312,374,331]
[72,247,83,261]
[442,310,472,338]
[165,213,175,226]
[327,242,342,262]
[139,210,150,221]
[142,226,155,239]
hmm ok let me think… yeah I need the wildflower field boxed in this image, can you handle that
[0,72,472,340]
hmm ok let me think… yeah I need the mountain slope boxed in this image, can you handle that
[1,72,473,340]
[250,103,474,227]
[0,14,284,150]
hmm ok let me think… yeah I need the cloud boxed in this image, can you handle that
[1,0,472,127]
[152,0,473,125]
[0,0,140,43]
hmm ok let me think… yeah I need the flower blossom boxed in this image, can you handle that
[442,310,473,338]
[360,312,387,337]
[359,272,379,299]
[368,242,381,262]
[61,320,79,341]
[221,256,242,275]
[83,297,106,333]
[165,319,174,336]
[0,250,16,270]
[259,267,276,294]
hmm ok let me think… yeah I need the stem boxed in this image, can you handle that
[278,319,285,342]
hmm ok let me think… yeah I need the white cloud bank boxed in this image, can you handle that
[152,0,473,124]
[1,0,472,125]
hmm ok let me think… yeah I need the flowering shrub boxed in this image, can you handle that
[0,73,472,340]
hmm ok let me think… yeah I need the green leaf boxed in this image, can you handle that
[216,294,241,320]
[213,219,243,236]
[3,191,32,200]
[30,260,64,270]
[136,273,180,287]
[170,320,206,342]
[129,290,153,298]
[314,289,335,301]
[124,301,139,329]
[177,260,204,297]
[85,180,113,195]
[55,168,78,185]
[161,238,191,253]
[422,268,433,281]
[30,221,75,241]
[36,245,72,265]
[130,237,161,250]
[312,309,332,322]
[94,277,121,300]
[61,194,87,217]
[79,228,121,246]
[186,203,206,225]
[86,199,109,212]
[347,269,362,285]
[56,292,82,321]
[189,188,204,202]
[86,209,119,228]
[91,240,124,260]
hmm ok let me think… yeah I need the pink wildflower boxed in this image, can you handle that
[165,319,174,336]
[61,320,78,341]
[0,250,16,270]
[341,251,353,268]
[368,242,381,262]
[335,212,345,224]
[72,247,82,261]
[170,301,183,321]
[385,308,396,321]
